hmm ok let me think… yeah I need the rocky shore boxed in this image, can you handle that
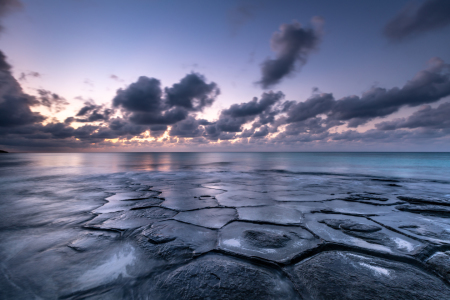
[1,168,450,299]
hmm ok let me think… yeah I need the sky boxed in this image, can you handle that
[0,0,450,152]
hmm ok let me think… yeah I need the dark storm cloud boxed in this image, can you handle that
[204,91,284,139]
[384,0,450,41]
[258,18,323,89]
[328,57,450,126]
[112,76,185,125]
[113,73,218,125]
[251,125,269,138]
[128,107,188,125]
[107,118,148,136]
[165,73,220,111]
[284,117,342,136]
[222,91,283,118]
[375,102,450,130]
[75,101,113,122]
[285,93,334,123]
[0,50,45,127]
[283,57,450,128]
[113,76,163,113]
[37,89,69,112]
[169,116,205,138]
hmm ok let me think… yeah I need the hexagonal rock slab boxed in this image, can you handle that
[426,251,450,281]
[215,190,275,207]
[286,251,450,300]
[159,187,223,211]
[237,206,303,225]
[151,254,301,300]
[305,213,424,255]
[219,221,321,264]
[372,212,450,244]
[87,207,178,230]
[174,208,237,229]
[136,220,217,263]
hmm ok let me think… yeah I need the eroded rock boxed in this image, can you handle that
[306,213,424,255]
[151,254,301,299]
[426,251,450,282]
[174,207,237,229]
[219,221,321,263]
[288,251,450,300]
[138,220,217,260]
[237,205,303,225]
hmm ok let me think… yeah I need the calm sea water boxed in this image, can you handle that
[1,152,449,181]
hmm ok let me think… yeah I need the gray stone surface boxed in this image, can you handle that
[2,168,450,299]
[174,207,237,228]
[288,251,450,300]
[219,221,321,263]
[151,254,301,300]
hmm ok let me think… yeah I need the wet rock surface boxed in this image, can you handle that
[151,254,301,300]
[219,221,321,263]
[1,158,450,299]
[288,251,450,300]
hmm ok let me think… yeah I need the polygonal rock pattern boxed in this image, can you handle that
[140,220,217,255]
[305,213,424,255]
[398,195,450,206]
[219,221,321,263]
[159,187,223,210]
[287,251,450,300]
[372,212,450,244]
[395,204,450,217]
[151,254,301,300]
[312,199,396,216]
[174,207,237,229]
[426,251,450,281]
[237,205,303,225]
[87,207,178,230]
[215,190,275,207]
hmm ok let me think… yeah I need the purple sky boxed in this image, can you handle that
[0,0,450,152]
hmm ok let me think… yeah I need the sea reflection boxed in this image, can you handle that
[0,152,449,180]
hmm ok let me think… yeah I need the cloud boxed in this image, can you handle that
[384,0,450,41]
[74,101,113,123]
[328,57,450,126]
[18,71,41,81]
[0,50,45,127]
[2,47,450,151]
[0,0,22,33]
[169,116,205,138]
[204,91,284,139]
[251,125,269,138]
[375,102,450,130]
[110,74,124,82]
[112,76,185,125]
[285,93,334,123]
[228,3,258,35]
[113,76,163,113]
[37,89,69,112]
[282,57,450,127]
[113,73,219,125]
[165,73,220,111]
[258,18,323,89]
